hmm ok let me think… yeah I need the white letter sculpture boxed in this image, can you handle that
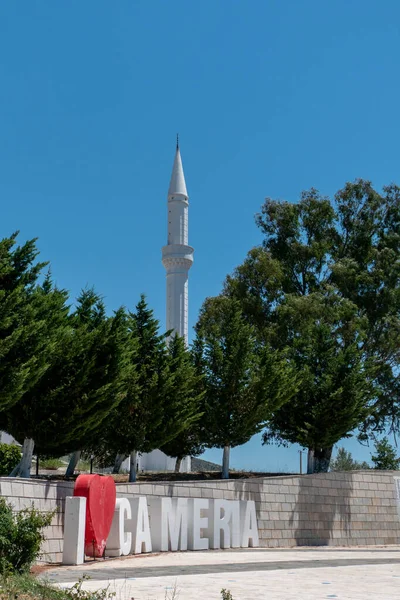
[240,500,259,547]
[62,496,86,565]
[62,494,259,563]
[126,497,152,554]
[209,499,241,549]
[107,498,132,556]
[150,497,188,551]
[188,498,209,550]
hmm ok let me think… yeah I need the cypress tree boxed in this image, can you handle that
[194,296,296,478]
[102,295,202,482]
[160,335,205,472]
[0,234,51,412]
[98,295,169,481]
[371,438,400,470]
[4,288,133,477]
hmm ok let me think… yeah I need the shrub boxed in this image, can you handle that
[0,497,53,574]
[0,443,21,476]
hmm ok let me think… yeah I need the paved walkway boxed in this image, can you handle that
[43,547,400,599]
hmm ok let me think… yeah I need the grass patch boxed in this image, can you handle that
[76,460,91,472]
[40,458,65,470]
[1,573,66,599]
[0,574,234,599]
[0,574,115,600]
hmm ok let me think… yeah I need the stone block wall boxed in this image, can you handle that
[0,477,74,564]
[1,471,399,563]
[116,471,400,548]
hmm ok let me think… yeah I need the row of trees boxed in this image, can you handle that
[1,179,399,478]
[331,439,400,471]
[0,233,296,479]
[0,234,205,479]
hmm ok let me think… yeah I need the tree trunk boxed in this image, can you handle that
[175,457,182,473]
[222,445,230,479]
[129,450,137,483]
[314,446,333,473]
[10,438,35,478]
[65,451,81,478]
[307,449,315,474]
[113,453,126,474]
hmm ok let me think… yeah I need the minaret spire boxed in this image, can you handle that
[162,140,194,344]
[168,141,188,198]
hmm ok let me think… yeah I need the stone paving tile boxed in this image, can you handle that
[54,564,400,600]
[47,557,400,583]
[46,547,400,600]
[47,547,400,574]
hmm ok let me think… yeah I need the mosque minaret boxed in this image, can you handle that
[132,140,194,473]
[162,139,194,344]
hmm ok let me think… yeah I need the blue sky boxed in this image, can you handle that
[1,1,399,472]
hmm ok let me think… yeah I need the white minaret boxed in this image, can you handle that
[162,139,194,344]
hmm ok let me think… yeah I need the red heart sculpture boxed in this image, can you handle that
[73,474,116,558]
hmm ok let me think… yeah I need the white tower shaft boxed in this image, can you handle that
[162,143,193,344]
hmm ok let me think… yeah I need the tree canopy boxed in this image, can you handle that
[225,181,400,471]
[371,438,400,470]
[159,335,205,472]
[329,448,370,472]
[1,288,133,463]
[95,296,203,481]
[0,234,54,412]
[193,295,297,477]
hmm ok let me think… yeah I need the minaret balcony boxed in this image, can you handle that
[162,244,194,271]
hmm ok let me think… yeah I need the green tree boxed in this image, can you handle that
[160,336,204,473]
[161,428,205,474]
[63,289,135,476]
[100,296,201,482]
[1,272,71,476]
[262,291,374,472]
[225,181,399,471]
[371,438,400,470]
[160,337,205,472]
[330,447,370,471]
[194,296,296,478]
[3,288,133,477]
[332,182,400,441]
[0,234,53,412]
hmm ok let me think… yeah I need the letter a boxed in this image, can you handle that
[127,497,152,554]
[240,500,259,548]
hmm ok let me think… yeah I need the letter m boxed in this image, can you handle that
[162,497,188,551]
